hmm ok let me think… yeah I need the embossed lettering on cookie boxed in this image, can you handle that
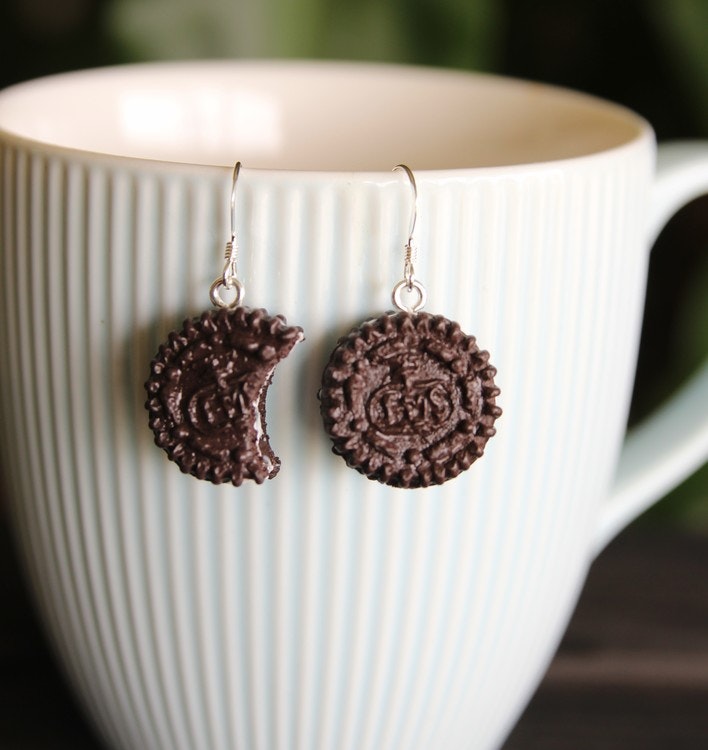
[145,307,303,486]
[319,311,501,488]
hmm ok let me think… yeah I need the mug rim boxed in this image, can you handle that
[0,59,655,178]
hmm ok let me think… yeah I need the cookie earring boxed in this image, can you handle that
[145,162,304,485]
[319,164,501,488]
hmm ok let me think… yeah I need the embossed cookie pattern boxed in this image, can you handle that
[145,307,303,485]
[320,311,501,488]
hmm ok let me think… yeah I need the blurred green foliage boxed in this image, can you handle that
[652,0,708,133]
[107,0,500,70]
[1,0,707,529]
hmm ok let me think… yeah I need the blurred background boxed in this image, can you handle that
[1,0,707,528]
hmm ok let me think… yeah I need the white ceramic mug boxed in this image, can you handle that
[1,61,708,750]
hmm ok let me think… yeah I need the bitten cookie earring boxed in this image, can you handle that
[145,162,304,485]
[319,164,501,488]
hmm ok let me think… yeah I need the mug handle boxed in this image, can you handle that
[594,142,708,553]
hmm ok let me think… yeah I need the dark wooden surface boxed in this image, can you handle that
[2,519,708,749]
[504,528,708,749]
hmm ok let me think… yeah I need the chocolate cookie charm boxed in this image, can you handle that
[320,311,501,488]
[145,162,304,485]
[146,307,303,485]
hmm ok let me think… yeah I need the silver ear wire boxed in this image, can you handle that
[394,163,417,244]
[210,161,245,309]
[392,164,427,313]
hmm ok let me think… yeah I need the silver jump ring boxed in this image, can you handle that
[209,277,245,309]
[392,277,427,313]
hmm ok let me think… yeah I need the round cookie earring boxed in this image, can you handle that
[319,164,501,489]
[145,162,304,485]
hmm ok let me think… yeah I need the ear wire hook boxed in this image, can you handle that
[394,163,417,243]
[228,160,241,249]
[392,163,427,313]
[210,161,245,309]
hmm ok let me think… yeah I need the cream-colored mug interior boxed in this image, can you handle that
[0,60,647,170]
